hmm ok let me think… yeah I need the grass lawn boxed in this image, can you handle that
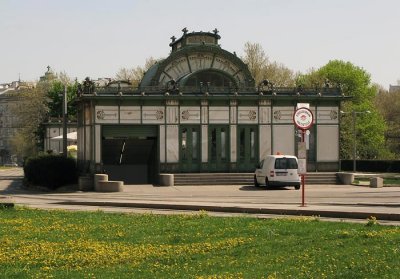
[354,177,400,186]
[0,208,399,278]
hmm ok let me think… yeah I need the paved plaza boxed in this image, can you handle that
[1,168,400,225]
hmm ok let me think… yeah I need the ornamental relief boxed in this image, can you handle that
[238,107,258,123]
[142,107,165,123]
[317,107,339,123]
[180,107,200,123]
[272,108,294,123]
[240,110,256,120]
[330,110,338,120]
[96,110,118,120]
[95,106,118,123]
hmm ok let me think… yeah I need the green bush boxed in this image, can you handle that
[23,155,78,190]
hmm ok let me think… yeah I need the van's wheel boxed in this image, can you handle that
[265,178,270,189]
[254,175,260,187]
[295,185,300,190]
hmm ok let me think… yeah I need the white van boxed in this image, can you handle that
[254,155,301,190]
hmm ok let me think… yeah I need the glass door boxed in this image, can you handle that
[180,125,200,172]
[237,125,259,171]
[208,125,230,172]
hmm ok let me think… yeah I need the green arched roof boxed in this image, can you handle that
[140,40,254,88]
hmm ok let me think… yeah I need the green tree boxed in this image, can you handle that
[300,60,391,159]
[375,87,400,157]
[10,83,49,158]
[10,71,77,159]
[115,57,158,87]
[242,42,296,87]
[47,79,78,120]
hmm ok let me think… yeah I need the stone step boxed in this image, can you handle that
[173,172,339,185]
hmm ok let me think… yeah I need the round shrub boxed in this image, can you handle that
[23,155,78,190]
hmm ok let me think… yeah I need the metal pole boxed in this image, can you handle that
[62,85,67,158]
[301,129,305,207]
[352,111,356,172]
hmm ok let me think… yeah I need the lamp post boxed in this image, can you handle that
[62,85,67,158]
[340,110,370,172]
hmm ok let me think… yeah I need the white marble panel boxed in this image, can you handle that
[49,140,60,153]
[95,125,101,163]
[180,106,200,124]
[142,106,165,124]
[230,106,237,124]
[166,106,178,124]
[84,105,92,124]
[95,106,118,124]
[259,125,271,161]
[85,126,91,159]
[238,106,258,124]
[159,125,165,163]
[209,107,229,124]
[49,127,60,137]
[202,125,208,162]
[120,106,141,124]
[166,125,179,163]
[201,106,208,124]
[317,125,339,161]
[230,125,237,162]
[316,107,339,124]
[273,125,295,155]
[272,107,294,124]
[259,107,271,124]
[78,127,85,160]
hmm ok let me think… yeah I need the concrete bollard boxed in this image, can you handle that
[96,181,124,192]
[159,174,174,186]
[78,176,94,191]
[370,177,383,188]
[337,172,354,185]
[94,174,108,191]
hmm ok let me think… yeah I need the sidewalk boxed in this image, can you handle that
[1,168,400,224]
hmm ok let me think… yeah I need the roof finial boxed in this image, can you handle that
[170,35,176,42]
[47,65,51,72]
[213,28,219,35]
[182,27,188,35]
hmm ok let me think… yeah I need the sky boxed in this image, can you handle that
[1,0,399,89]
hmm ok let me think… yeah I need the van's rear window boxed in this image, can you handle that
[275,158,298,169]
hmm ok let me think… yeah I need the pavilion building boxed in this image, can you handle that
[76,29,348,184]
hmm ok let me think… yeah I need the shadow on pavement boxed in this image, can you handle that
[239,185,291,191]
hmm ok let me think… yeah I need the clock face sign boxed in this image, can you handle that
[159,53,246,85]
[293,108,313,130]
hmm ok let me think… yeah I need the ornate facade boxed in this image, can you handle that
[76,29,348,184]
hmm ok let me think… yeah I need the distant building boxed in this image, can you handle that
[0,66,74,164]
[0,80,36,164]
[389,84,400,93]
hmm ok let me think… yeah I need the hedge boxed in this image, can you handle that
[340,160,400,172]
[23,155,78,190]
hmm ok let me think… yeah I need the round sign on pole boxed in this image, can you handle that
[293,107,314,130]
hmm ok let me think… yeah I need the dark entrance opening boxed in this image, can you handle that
[237,125,259,171]
[208,125,230,172]
[179,125,201,172]
[101,125,158,184]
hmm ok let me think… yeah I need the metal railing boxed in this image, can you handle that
[81,85,343,97]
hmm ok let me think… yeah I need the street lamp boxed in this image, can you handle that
[59,85,68,157]
[340,110,371,172]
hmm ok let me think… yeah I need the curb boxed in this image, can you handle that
[0,196,15,208]
[57,201,400,221]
